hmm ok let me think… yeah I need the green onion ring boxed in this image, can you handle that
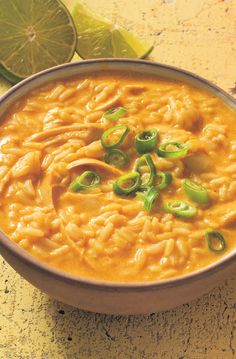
[205,229,226,253]
[104,149,129,168]
[156,171,173,190]
[163,200,197,218]
[113,172,141,196]
[135,129,158,154]
[70,171,100,192]
[143,186,160,212]
[135,153,156,188]
[183,179,209,204]
[101,125,130,149]
[157,141,188,159]
[103,107,127,121]
[136,191,146,201]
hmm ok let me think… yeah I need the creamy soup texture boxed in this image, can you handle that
[0,72,236,282]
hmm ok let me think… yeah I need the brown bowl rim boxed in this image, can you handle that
[0,58,235,292]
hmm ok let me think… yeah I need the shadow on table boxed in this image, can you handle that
[45,271,236,359]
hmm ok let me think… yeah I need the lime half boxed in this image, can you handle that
[72,2,153,59]
[0,64,22,84]
[0,0,77,82]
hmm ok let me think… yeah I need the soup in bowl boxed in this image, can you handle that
[0,60,235,314]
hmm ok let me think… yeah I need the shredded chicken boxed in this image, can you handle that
[67,158,123,176]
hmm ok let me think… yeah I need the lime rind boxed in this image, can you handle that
[0,73,11,96]
[72,2,153,59]
[0,0,77,79]
[112,27,154,59]
[0,63,22,84]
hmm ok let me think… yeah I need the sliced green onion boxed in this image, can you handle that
[135,154,156,188]
[70,171,100,192]
[205,229,226,253]
[143,186,160,212]
[135,129,158,154]
[183,179,209,204]
[104,149,129,168]
[135,185,150,200]
[101,125,130,149]
[157,142,188,159]
[103,107,127,121]
[163,200,197,218]
[113,172,141,196]
[156,172,173,190]
[136,191,146,201]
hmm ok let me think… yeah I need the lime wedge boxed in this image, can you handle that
[0,0,77,82]
[72,2,153,59]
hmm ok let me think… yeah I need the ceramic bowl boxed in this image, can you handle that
[0,59,236,315]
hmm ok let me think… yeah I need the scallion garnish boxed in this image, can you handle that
[156,171,173,190]
[135,129,158,154]
[113,172,141,196]
[183,179,209,204]
[104,149,129,168]
[157,141,188,159]
[101,125,130,149]
[205,229,226,253]
[135,153,156,188]
[103,107,127,121]
[70,171,100,192]
[143,186,160,212]
[163,200,197,218]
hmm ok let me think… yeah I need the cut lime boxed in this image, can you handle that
[0,64,22,84]
[0,74,11,96]
[72,2,153,59]
[0,0,77,81]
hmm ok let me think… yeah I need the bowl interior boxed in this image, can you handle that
[0,59,236,290]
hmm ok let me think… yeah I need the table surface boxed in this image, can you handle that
[1,1,236,358]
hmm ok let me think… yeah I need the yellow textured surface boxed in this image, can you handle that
[1,0,236,358]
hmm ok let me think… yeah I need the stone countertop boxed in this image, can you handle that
[1,0,236,358]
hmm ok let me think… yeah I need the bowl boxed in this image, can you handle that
[0,59,236,315]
